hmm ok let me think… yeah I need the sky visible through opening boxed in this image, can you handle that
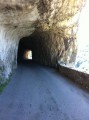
[24,50,32,60]
[75,0,89,73]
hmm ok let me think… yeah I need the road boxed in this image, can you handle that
[0,62,89,120]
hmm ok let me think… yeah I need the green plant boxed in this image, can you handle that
[0,82,8,93]
[0,67,13,93]
[0,77,11,93]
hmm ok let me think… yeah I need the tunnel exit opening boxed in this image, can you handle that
[17,37,33,64]
[23,50,32,60]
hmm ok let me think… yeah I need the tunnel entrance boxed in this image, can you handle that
[17,29,77,67]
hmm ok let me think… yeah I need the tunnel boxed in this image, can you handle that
[18,29,77,67]
[0,0,86,84]
[1,1,89,120]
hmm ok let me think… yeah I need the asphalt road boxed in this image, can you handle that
[0,62,89,120]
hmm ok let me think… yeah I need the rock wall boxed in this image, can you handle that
[28,0,85,66]
[27,29,77,67]
[0,2,39,84]
[0,0,86,84]
[0,26,19,84]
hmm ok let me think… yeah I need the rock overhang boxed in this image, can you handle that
[0,0,86,84]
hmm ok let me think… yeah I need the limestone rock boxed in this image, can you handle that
[0,0,86,84]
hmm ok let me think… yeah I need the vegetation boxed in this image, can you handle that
[0,75,12,93]
[0,82,8,93]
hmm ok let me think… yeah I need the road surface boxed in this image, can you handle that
[0,62,89,120]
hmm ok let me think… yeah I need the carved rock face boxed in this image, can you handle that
[0,0,86,84]
[0,1,39,38]
[0,0,85,29]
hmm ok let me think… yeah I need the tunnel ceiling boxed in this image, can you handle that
[0,0,86,83]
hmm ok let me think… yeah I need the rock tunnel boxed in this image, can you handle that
[0,0,86,85]
[18,30,77,66]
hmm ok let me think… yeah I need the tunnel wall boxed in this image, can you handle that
[28,30,77,67]
[0,2,39,85]
[0,26,19,85]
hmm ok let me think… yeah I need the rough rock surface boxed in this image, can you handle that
[21,30,77,67]
[0,0,85,84]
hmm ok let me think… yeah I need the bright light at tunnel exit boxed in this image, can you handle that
[24,50,32,60]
